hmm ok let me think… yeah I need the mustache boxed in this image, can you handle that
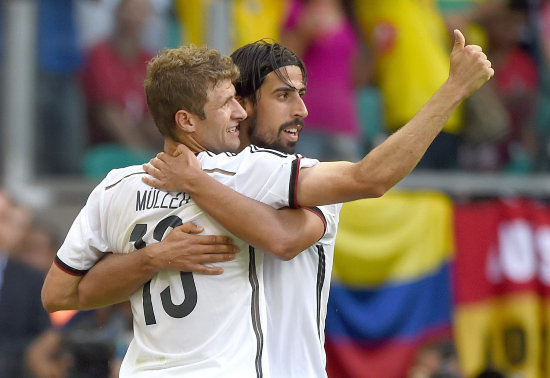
[278,119,304,134]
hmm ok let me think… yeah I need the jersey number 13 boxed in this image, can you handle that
[130,215,198,325]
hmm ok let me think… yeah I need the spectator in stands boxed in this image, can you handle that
[175,0,286,54]
[280,0,370,162]
[532,0,550,171]
[0,191,64,377]
[76,0,174,53]
[15,222,59,274]
[354,0,464,169]
[36,0,87,176]
[483,1,538,173]
[447,0,538,172]
[81,0,162,177]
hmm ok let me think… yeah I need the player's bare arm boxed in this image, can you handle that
[144,30,491,210]
[42,222,237,312]
[295,29,493,206]
[143,146,325,260]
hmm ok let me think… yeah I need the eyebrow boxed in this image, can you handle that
[272,85,306,95]
[222,92,236,105]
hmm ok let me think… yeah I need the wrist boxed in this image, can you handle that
[182,169,209,195]
[138,244,162,275]
[439,79,467,107]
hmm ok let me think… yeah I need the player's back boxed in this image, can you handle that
[96,166,267,378]
[56,146,320,377]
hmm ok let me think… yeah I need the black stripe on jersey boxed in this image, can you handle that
[249,144,289,158]
[203,168,236,176]
[248,246,264,378]
[304,207,327,237]
[54,256,88,276]
[288,157,302,209]
[316,245,326,339]
[105,171,147,190]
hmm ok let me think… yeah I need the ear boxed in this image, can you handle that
[175,110,196,133]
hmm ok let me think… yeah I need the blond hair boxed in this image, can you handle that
[144,45,240,140]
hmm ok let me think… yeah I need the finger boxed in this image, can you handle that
[142,176,167,190]
[149,156,165,169]
[157,152,170,162]
[477,51,487,61]
[193,253,236,263]
[183,243,238,255]
[465,44,482,53]
[176,222,205,234]
[195,234,235,246]
[143,164,164,181]
[453,29,465,51]
[185,264,224,275]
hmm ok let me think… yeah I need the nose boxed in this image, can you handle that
[231,98,247,121]
[293,96,308,119]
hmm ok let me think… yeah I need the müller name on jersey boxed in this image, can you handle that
[136,188,191,212]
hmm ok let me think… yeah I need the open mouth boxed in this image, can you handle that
[281,123,302,139]
[227,125,240,134]
[283,127,298,137]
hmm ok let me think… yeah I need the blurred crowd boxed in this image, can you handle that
[0,190,133,378]
[1,0,549,178]
[0,0,549,377]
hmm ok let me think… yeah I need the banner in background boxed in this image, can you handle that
[454,198,550,378]
[325,191,454,378]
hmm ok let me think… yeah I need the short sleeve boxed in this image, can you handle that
[55,183,109,275]
[233,147,319,209]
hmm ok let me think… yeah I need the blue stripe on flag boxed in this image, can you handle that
[326,262,452,343]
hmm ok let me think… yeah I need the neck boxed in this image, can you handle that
[164,137,206,156]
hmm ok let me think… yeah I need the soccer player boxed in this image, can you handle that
[139,35,491,377]
[42,30,492,377]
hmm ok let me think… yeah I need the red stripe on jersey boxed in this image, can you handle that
[304,207,327,237]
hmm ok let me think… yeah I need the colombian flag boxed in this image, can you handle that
[325,191,454,378]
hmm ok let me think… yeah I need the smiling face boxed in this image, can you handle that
[240,66,308,154]
[192,79,247,154]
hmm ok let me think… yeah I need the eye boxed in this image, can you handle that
[278,92,289,100]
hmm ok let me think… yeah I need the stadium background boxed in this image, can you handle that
[2,0,550,377]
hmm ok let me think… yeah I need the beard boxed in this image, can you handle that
[247,111,303,154]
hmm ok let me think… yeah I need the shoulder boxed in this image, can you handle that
[85,165,146,206]
[100,165,148,190]
[197,146,293,170]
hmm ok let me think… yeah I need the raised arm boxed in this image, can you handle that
[42,223,237,312]
[142,150,325,260]
[143,30,491,214]
[295,29,493,206]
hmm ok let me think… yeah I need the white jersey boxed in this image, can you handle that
[264,203,342,378]
[55,145,319,378]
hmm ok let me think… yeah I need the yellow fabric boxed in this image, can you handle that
[454,294,550,378]
[232,0,285,47]
[332,191,453,286]
[175,0,207,47]
[175,0,285,50]
[354,0,463,133]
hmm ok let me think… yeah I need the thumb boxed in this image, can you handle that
[177,222,204,234]
[452,29,465,51]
